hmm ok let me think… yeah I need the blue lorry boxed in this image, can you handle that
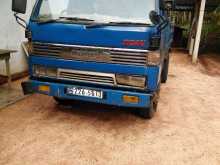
[12,0,173,119]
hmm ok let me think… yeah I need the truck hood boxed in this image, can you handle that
[29,22,158,50]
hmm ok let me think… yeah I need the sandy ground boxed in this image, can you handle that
[0,51,220,165]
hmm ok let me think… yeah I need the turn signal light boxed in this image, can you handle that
[33,65,57,78]
[123,95,139,104]
[149,36,160,50]
[148,51,161,66]
[38,85,50,93]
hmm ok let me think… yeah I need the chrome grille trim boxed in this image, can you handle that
[58,69,116,86]
[33,42,148,53]
[32,42,148,66]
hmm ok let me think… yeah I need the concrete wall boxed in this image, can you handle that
[0,0,35,75]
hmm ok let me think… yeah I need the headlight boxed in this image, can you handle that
[148,51,161,66]
[47,67,57,77]
[33,65,57,78]
[116,74,146,88]
[33,65,46,76]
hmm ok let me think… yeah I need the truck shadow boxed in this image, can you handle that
[35,95,156,134]
[53,99,141,122]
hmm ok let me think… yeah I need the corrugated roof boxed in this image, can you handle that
[172,0,219,11]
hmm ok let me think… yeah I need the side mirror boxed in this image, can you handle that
[160,0,173,11]
[149,11,162,25]
[149,11,169,30]
[12,0,27,14]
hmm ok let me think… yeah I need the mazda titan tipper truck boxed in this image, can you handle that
[12,0,173,119]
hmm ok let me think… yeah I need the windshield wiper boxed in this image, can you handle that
[59,16,94,22]
[36,17,94,25]
[86,21,149,28]
[36,18,62,24]
[110,21,149,25]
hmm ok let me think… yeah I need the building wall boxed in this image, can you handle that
[0,0,35,75]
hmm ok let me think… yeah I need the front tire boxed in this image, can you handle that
[161,53,170,83]
[53,97,72,105]
[138,99,158,119]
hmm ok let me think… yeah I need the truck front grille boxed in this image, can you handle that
[32,43,62,57]
[58,69,116,86]
[32,42,148,66]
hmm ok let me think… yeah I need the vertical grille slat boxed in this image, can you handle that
[109,51,146,56]
[110,55,146,60]
[110,56,147,61]
[110,61,146,66]
[32,47,59,51]
[32,43,62,57]
[60,73,114,81]
[58,69,115,86]
[33,50,60,55]
[61,76,114,84]
[32,42,148,66]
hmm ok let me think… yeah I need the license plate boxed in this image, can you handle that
[66,87,103,99]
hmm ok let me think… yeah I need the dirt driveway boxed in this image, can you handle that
[0,51,220,165]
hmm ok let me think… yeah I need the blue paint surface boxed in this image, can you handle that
[30,80,151,108]
[29,22,158,49]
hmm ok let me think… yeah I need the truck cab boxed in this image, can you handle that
[12,0,173,119]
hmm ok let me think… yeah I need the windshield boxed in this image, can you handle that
[37,0,156,24]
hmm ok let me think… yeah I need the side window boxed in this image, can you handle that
[38,0,52,18]
[38,0,69,19]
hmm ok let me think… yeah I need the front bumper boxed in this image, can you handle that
[22,80,152,108]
